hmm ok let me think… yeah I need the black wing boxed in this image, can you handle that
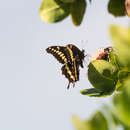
[66,44,85,68]
[61,60,79,89]
[46,46,68,64]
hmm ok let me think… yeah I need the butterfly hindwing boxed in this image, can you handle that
[61,61,79,89]
[46,46,68,64]
[61,62,75,83]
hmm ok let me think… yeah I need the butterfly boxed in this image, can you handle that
[46,44,85,89]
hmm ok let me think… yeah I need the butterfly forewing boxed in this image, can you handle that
[46,46,68,64]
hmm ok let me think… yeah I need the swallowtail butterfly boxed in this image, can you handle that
[46,44,85,89]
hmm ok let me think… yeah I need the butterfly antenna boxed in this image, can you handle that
[80,40,88,52]
[73,83,75,88]
[40,48,44,56]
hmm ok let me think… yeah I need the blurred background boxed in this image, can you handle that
[0,0,129,130]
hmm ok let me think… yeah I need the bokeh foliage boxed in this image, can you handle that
[73,80,130,130]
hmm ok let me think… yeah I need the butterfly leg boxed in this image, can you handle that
[67,82,71,89]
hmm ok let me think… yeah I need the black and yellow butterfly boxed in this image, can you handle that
[46,44,85,89]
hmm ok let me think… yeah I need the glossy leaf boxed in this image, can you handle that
[108,0,126,17]
[88,60,117,92]
[70,0,86,26]
[80,88,112,97]
[39,0,70,23]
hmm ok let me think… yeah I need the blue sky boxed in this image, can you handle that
[0,0,129,130]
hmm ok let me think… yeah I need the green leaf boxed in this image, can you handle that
[110,25,130,70]
[80,88,112,97]
[60,0,75,3]
[80,88,103,97]
[39,0,70,23]
[70,0,86,26]
[108,0,126,17]
[88,60,117,92]
[113,78,130,127]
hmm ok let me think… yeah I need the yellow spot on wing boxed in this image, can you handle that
[60,54,64,57]
[49,48,67,63]
[65,64,75,81]
[67,46,74,62]
[58,52,61,55]
[57,47,60,50]
[70,75,75,79]
[73,60,77,80]
[62,56,67,62]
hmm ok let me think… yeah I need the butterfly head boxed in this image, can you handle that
[75,49,85,68]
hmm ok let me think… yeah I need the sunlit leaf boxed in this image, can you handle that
[39,0,70,23]
[88,60,117,92]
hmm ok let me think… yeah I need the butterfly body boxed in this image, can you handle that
[46,44,85,89]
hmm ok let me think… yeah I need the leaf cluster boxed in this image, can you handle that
[39,0,130,26]
[81,26,130,97]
